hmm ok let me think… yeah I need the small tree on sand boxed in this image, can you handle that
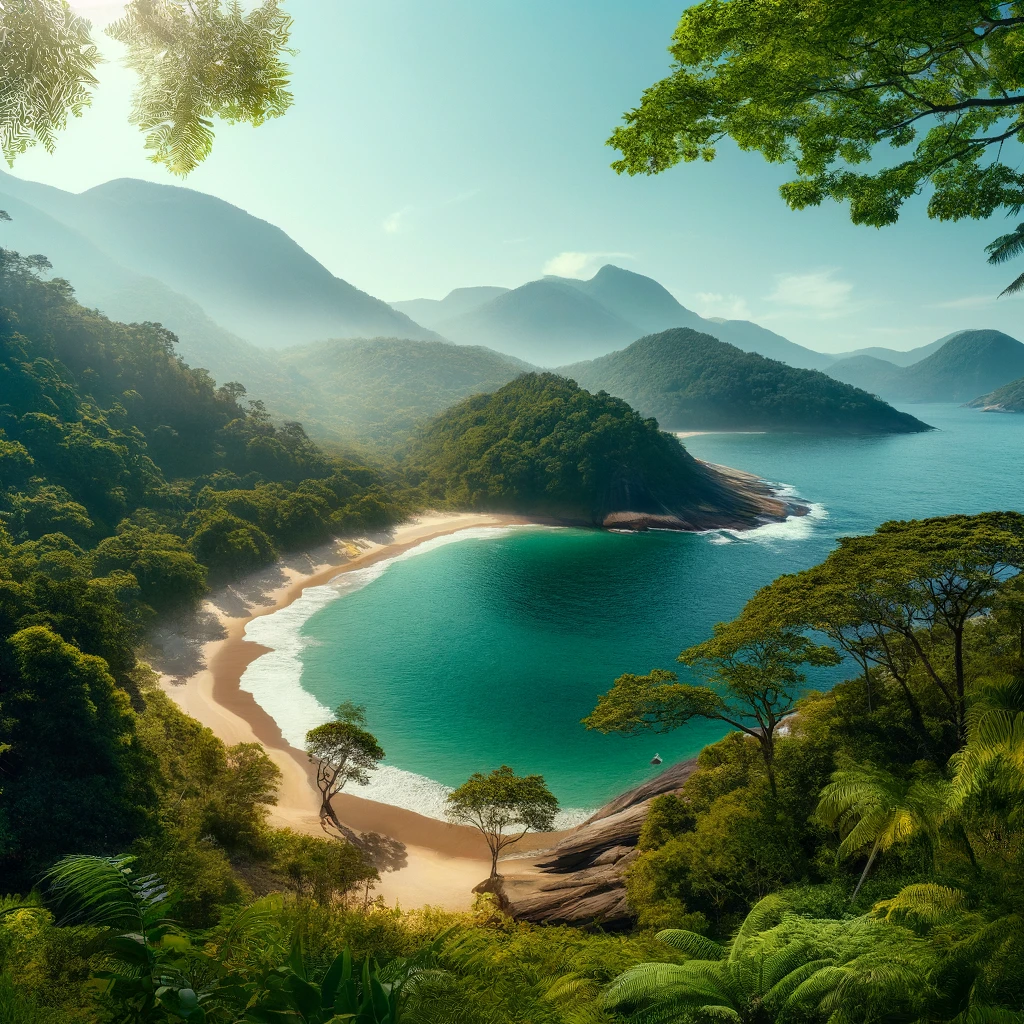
[445,765,559,878]
[305,702,385,834]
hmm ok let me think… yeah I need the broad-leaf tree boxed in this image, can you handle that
[445,765,559,878]
[611,1,1024,293]
[584,622,839,797]
[305,703,385,834]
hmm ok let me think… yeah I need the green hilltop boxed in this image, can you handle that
[559,328,930,434]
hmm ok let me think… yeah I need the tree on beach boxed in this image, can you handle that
[609,0,1024,295]
[584,624,839,797]
[445,765,559,879]
[304,702,385,835]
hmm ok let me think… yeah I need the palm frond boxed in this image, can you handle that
[986,224,1024,264]
[655,929,725,960]
[728,894,787,960]
[873,884,966,926]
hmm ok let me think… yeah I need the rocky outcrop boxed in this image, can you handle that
[496,757,698,928]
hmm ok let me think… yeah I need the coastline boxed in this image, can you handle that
[150,478,813,911]
[150,512,567,911]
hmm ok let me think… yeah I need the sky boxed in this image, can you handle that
[9,0,1024,353]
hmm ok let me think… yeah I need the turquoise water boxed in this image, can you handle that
[254,405,1024,816]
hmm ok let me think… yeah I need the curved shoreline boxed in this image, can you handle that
[150,483,814,911]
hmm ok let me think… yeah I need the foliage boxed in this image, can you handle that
[564,329,930,434]
[610,0,1024,290]
[445,765,559,878]
[404,371,753,523]
[585,623,839,796]
[0,0,99,166]
[305,704,386,831]
[2,0,292,174]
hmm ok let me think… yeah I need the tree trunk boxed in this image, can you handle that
[490,845,500,879]
[850,841,880,902]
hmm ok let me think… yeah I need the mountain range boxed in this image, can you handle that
[0,171,436,349]
[826,330,1024,403]
[394,264,834,369]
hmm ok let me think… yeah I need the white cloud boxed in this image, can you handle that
[692,291,752,321]
[542,251,633,279]
[767,270,853,316]
[382,206,413,234]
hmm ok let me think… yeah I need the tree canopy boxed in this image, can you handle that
[1,0,293,175]
[611,1,1024,290]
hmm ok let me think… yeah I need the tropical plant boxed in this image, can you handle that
[445,765,559,878]
[602,895,931,1023]
[0,0,292,174]
[816,764,947,900]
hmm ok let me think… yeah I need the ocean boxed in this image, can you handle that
[239,404,1024,825]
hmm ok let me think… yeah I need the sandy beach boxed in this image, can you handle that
[150,512,566,911]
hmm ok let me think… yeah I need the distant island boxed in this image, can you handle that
[827,329,1024,404]
[968,375,1024,413]
[403,372,806,530]
[558,329,930,434]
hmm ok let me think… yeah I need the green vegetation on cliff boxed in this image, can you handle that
[403,372,761,525]
[560,329,929,434]
[970,373,1024,412]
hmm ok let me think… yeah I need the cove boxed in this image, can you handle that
[244,404,1024,818]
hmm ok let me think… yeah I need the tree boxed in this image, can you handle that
[445,765,559,878]
[1,0,293,175]
[602,895,931,1024]
[816,764,947,901]
[584,623,839,797]
[305,703,385,834]
[610,1,1024,293]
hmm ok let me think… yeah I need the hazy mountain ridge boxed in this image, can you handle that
[0,171,438,348]
[559,328,930,434]
[827,329,1024,403]
[394,264,836,369]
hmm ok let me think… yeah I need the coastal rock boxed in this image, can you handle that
[497,756,698,928]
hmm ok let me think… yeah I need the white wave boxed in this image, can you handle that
[701,482,828,546]
[238,523,593,826]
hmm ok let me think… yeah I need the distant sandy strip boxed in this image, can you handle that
[151,513,571,911]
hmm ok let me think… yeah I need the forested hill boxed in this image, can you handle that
[403,372,783,528]
[0,244,402,884]
[559,328,930,434]
[969,374,1024,412]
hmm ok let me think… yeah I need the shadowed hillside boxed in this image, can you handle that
[559,329,929,434]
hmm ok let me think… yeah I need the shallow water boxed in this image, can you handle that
[240,404,1024,821]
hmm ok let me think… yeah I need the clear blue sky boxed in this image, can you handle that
[12,1,1024,352]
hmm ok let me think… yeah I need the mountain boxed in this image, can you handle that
[434,278,639,365]
[558,329,930,434]
[831,336,950,366]
[391,286,510,328]
[0,185,282,388]
[403,372,798,530]
[405,263,833,369]
[0,171,437,348]
[828,329,1024,403]
[968,375,1024,412]
[265,337,530,447]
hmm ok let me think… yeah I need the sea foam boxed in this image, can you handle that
[702,482,827,546]
[238,525,593,829]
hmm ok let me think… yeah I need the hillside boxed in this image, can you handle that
[403,372,802,529]
[828,329,1024,402]
[559,329,929,434]
[831,336,950,366]
[0,171,436,348]
[968,375,1024,412]
[396,264,833,369]
[267,337,530,447]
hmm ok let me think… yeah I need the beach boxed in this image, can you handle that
[151,512,565,911]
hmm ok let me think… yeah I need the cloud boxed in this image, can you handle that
[692,292,752,321]
[382,206,414,234]
[933,294,1001,310]
[542,251,633,279]
[767,270,853,316]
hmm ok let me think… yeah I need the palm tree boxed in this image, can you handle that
[815,764,947,901]
[986,224,1024,297]
[602,895,931,1023]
